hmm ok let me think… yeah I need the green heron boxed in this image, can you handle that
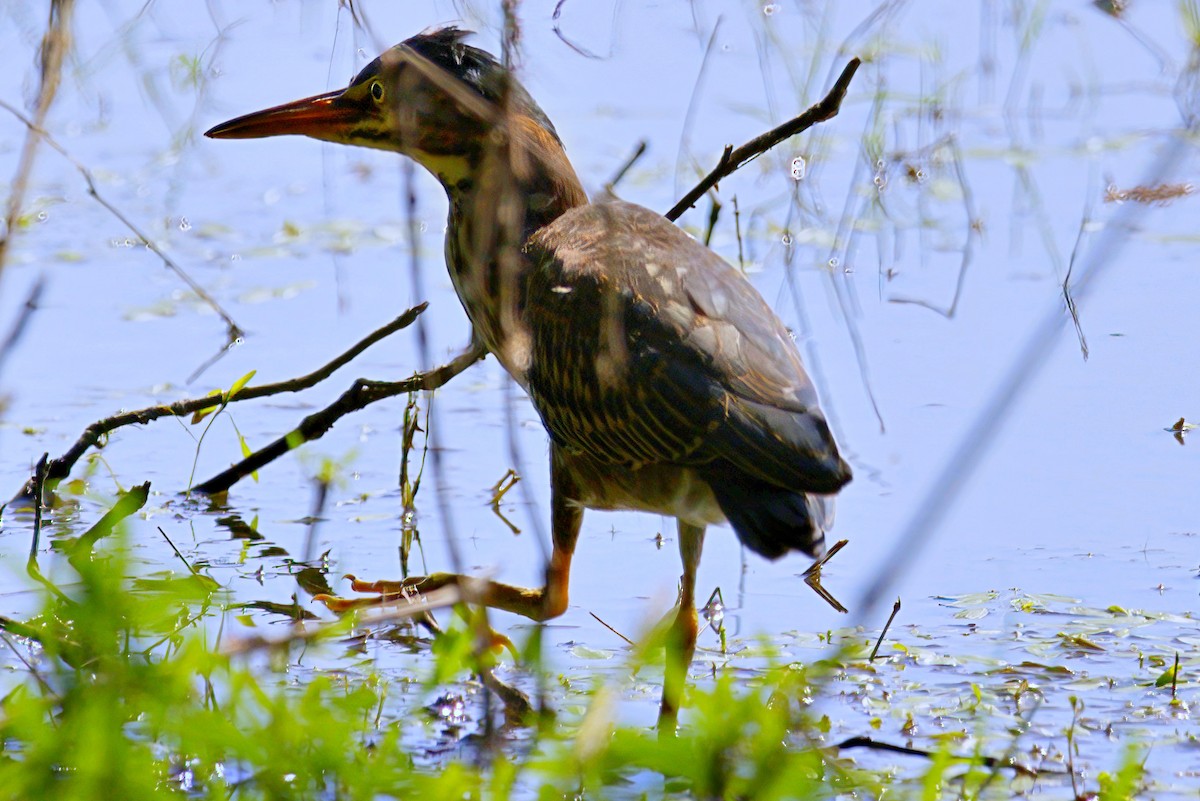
[206,27,851,720]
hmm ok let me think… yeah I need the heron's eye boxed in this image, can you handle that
[369,80,384,103]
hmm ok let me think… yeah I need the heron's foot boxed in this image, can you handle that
[313,572,459,612]
[313,573,519,658]
[659,603,700,730]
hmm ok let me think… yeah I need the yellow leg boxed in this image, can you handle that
[317,444,582,623]
[660,520,705,727]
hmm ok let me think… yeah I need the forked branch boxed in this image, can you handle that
[191,340,485,495]
[5,305,445,506]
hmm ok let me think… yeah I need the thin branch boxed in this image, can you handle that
[0,99,244,342]
[602,139,647,197]
[29,454,48,563]
[833,736,1036,777]
[665,57,861,222]
[191,340,485,495]
[589,611,635,646]
[868,597,901,661]
[5,305,435,505]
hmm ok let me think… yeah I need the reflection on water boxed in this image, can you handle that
[1,0,1198,787]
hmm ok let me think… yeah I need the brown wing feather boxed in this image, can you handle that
[524,201,849,493]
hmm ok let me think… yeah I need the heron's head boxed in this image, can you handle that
[205,28,565,187]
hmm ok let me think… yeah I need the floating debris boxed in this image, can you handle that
[1104,182,1193,205]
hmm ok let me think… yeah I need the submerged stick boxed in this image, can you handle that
[834,736,1037,777]
[868,597,901,661]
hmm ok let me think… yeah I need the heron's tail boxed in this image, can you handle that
[703,468,831,560]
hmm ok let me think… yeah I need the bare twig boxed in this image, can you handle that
[157,526,201,576]
[665,57,861,222]
[29,454,49,563]
[589,611,635,646]
[25,453,73,606]
[6,305,441,503]
[0,99,244,341]
[602,140,647,196]
[833,735,1036,777]
[868,597,901,661]
[192,339,486,495]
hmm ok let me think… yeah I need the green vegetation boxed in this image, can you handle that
[0,489,1187,798]
[3,1,1199,798]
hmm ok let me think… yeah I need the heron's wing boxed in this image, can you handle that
[525,202,848,493]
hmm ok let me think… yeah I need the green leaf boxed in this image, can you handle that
[226,369,257,402]
[238,431,258,482]
[190,390,224,424]
[1155,664,1179,687]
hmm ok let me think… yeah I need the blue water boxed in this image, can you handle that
[1,1,1197,791]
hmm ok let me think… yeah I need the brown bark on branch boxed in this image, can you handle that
[665,57,861,222]
[191,340,486,496]
[5,304,434,507]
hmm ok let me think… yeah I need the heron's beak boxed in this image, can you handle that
[205,90,356,141]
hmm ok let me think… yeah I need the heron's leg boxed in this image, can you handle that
[660,520,705,726]
[318,445,583,623]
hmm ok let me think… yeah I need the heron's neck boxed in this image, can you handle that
[432,123,587,379]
